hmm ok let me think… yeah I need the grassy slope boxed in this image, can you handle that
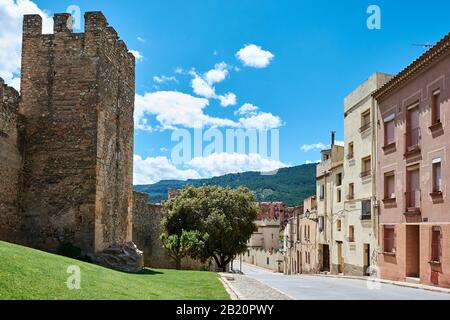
[0,241,229,300]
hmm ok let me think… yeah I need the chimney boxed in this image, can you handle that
[331,131,336,146]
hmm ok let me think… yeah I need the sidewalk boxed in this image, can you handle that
[308,273,450,295]
[220,273,292,300]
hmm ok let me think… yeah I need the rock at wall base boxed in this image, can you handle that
[93,242,144,273]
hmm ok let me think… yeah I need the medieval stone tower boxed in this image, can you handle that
[0,12,135,256]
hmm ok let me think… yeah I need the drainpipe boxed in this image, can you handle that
[371,98,378,260]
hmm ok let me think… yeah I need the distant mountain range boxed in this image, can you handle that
[134,164,317,207]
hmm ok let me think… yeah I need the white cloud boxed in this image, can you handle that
[205,62,229,85]
[190,63,237,107]
[236,44,275,69]
[137,37,145,43]
[191,75,216,98]
[133,153,288,185]
[0,0,53,90]
[187,153,288,178]
[218,92,237,107]
[130,50,144,61]
[133,155,200,185]
[135,91,238,131]
[235,103,259,116]
[153,75,178,84]
[305,160,321,165]
[174,67,184,74]
[238,112,283,130]
[301,143,329,152]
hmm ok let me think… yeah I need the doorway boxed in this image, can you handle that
[406,225,420,278]
[364,244,370,275]
[337,241,344,274]
[322,245,330,272]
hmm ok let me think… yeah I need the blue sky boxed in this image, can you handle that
[2,0,450,184]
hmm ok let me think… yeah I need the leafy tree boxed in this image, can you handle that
[162,185,258,271]
[160,230,208,270]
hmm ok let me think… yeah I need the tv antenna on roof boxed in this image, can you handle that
[412,43,433,49]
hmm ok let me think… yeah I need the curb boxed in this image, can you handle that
[308,273,450,295]
[219,274,241,300]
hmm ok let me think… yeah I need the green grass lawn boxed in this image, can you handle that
[0,241,229,300]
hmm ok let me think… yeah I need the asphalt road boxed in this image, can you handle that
[236,262,450,300]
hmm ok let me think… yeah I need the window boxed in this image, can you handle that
[348,183,355,200]
[384,114,396,146]
[361,200,371,220]
[360,110,371,132]
[319,184,325,200]
[348,226,355,242]
[304,225,307,240]
[384,172,396,200]
[347,142,354,159]
[336,173,343,186]
[433,159,442,193]
[384,226,396,254]
[267,257,270,265]
[431,226,442,262]
[337,189,342,203]
[272,233,274,240]
[432,90,441,125]
[406,105,420,150]
[361,156,371,178]
[337,220,342,232]
[319,216,324,233]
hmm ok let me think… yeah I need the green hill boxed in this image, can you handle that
[134,164,317,206]
[0,241,229,300]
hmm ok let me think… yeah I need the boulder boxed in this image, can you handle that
[93,242,144,273]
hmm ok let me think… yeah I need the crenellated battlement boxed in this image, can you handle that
[22,12,134,64]
[0,78,19,114]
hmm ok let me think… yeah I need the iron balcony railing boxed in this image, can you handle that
[359,122,371,133]
[405,190,421,214]
[405,127,421,153]
[360,170,371,178]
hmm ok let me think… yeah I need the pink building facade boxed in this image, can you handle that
[258,202,293,226]
[374,33,450,288]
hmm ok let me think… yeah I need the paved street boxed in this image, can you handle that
[234,262,450,300]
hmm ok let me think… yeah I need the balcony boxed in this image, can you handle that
[405,190,421,215]
[346,194,354,201]
[404,128,421,157]
[346,153,354,160]
[360,170,371,178]
[359,122,371,133]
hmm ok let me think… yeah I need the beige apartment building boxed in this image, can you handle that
[284,200,318,275]
[316,133,344,272]
[299,196,320,274]
[248,219,282,251]
[340,73,393,275]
